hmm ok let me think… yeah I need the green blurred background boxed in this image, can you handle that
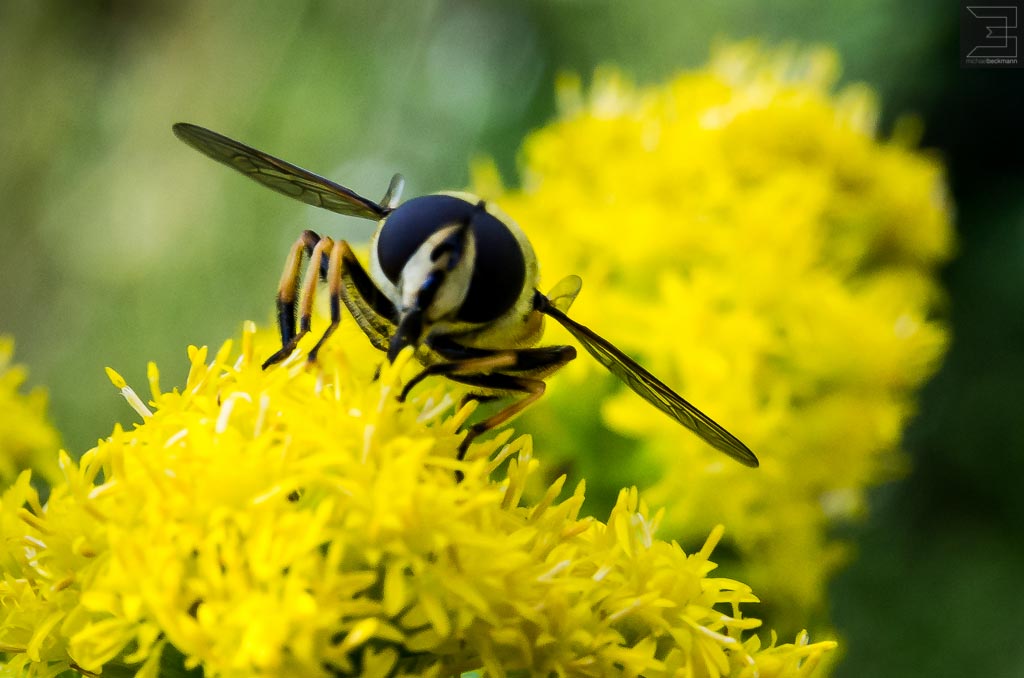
[0,2,1020,677]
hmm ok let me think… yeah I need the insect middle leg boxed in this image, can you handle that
[397,352,519,402]
[448,373,548,461]
[264,232,323,372]
[265,235,400,368]
[413,343,577,461]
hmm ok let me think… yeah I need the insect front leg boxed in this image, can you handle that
[333,241,398,353]
[308,239,400,364]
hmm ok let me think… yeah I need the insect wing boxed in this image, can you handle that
[172,123,387,220]
[544,305,759,467]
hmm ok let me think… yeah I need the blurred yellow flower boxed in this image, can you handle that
[0,337,60,485]
[0,323,835,678]
[473,44,953,624]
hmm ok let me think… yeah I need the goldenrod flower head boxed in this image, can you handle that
[473,44,953,622]
[0,324,835,678]
[0,337,60,485]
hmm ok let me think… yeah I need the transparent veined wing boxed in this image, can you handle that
[542,302,759,467]
[172,123,391,220]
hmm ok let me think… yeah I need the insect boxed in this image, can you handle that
[172,123,759,468]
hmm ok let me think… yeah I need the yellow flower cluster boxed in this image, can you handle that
[0,337,60,486]
[473,45,953,623]
[0,324,834,678]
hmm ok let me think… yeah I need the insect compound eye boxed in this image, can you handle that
[376,195,525,323]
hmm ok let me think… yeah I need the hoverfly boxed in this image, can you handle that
[172,123,758,468]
